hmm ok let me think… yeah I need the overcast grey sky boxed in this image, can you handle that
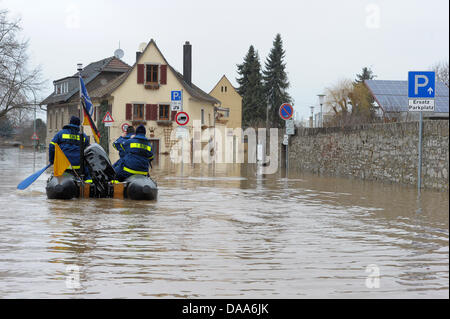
[2,0,449,120]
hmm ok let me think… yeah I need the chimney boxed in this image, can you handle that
[183,41,192,85]
[136,51,142,63]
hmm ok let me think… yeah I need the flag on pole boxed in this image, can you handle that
[53,143,71,176]
[79,76,100,144]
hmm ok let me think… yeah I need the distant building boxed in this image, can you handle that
[209,75,242,130]
[89,39,238,163]
[42,40,243,164]
[365,80,449,121]
[41,57,130,147]
[209,75,243,162]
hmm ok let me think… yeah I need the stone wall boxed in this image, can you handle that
[288,120,449,191]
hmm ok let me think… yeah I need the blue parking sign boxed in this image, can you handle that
[408,71,435,98]
[171,90,182,101]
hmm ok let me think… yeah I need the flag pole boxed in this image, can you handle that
[77,63,85,198]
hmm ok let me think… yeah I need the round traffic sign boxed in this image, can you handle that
[279,103,294,120]
[175,112,189,126]
[121,123,130,133]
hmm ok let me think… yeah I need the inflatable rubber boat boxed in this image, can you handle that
[45,143,157,200]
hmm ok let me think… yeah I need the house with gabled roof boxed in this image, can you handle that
[90,39,221,163]
[209,74,242,129]
[209,75,243,163]
[41,56,130,147]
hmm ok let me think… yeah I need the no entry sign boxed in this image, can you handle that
[279,103,293,120]
[121,123,130,133]
[175,112,189,126]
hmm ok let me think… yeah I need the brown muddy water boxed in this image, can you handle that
[0,147,448,298]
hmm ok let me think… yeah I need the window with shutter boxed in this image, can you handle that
[126,104,132,120]
[145,104,151,121]
[145,64,159,83]
[150,104,158,120]
[160,65,167,84]
[133,104,144,120]
[158,104,170,121]
[137,64,145,84]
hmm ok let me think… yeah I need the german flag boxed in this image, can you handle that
[79,76,100,144]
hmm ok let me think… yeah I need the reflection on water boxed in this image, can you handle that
[0,147,448,298]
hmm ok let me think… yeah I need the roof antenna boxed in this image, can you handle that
[114,41,124,59]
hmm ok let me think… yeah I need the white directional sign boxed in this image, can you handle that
[408,71,435,112]
[286,118,295,135]
[282,134,289,146]
[408,99,435,112]
[176,126,189,139]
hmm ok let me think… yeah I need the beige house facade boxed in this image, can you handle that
[44,39,243,165]
[90,39,225,164]
[209,75,243,163]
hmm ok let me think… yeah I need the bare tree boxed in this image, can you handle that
[431,61,449,87]
[324,78,379,127]
[325,79,353,115]
[0,10,44,120]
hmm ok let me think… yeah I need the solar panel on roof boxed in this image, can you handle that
[365,80,449,113]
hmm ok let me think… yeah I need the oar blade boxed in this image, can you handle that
[17,164,51,190]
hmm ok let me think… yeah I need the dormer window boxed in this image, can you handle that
[54,81,68,95]
[146,64,159,83]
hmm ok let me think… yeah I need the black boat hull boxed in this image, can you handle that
[45,174,158,200]
[125,175,158,200]
[46,143,158,200]
[46,174,80,200]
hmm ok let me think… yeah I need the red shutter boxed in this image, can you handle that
[126,104,132,120]
[137,64,145,84]
[160,65,167,85]
[149,104,158,121]
[145,104,151,121]
[171,110,177,121]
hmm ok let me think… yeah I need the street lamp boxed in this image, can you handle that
[317,94,325,128]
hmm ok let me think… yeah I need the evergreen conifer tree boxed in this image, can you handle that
[262,34,291,128]
[237,46,265,127]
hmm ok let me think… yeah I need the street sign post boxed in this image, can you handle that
[286,118,295,135]
[175,111,189,126]
[121,123,130,133]
[102,111,114,127]
[171,90,183,112]
[279,103,294,120]
[408,71,435,193]
[279,103,293,171]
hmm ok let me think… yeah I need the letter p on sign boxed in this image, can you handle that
[408,71,435,98]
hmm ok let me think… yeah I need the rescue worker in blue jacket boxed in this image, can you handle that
[112,125,135,170]
[114,124,154,182]
[48,116,90,179]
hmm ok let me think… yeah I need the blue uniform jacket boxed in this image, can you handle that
[120,134,154,175]
[49,124,90,168]
[112,133,134,159]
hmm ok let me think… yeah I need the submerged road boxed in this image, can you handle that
[0,147,448,298]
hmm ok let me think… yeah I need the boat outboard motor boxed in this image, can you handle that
[84,143,116,197]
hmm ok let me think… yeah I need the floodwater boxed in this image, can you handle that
[0,147,448,298]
